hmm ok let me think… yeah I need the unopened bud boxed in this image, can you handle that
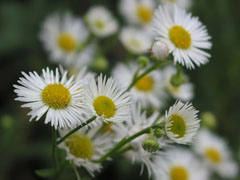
[138,56,149,69]
[93,55,109,71]
[170,73,185,87]
[142,136,159,153]
[154,128,164,138]
[151,41,169,60]
[201,112,217,129]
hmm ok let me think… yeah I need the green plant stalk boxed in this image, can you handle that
[52,127,58,167]
[126,60,171,91]
[94,123,164,163]
[57,116,97,145]
[116,145,132,155]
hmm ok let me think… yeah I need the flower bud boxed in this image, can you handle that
[151,41,169,60]
[142,136,159,153]
[170,73,185,87]
[154,128,165,138]
[138,56,149,69]
[93,55,109,71]
[201,112,217,129]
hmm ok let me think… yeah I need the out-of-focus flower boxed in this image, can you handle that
[162,66,194,101]
[165,101,200,144]
[159,0,192,10]
[113,63,166,108]
[86,6,118,38]
[152,5,212,69]
[84,74,131,125]
[58,126,113,176]
[119,0,156,26]
[200,112,217,129]
[151,41,169,60]
[193,129,239,179]
[39,12,92,66]
[153,148,209,180]
[120,27,152,55]
[14,68,86,129]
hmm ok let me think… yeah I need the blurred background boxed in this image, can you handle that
[0,0,239,179]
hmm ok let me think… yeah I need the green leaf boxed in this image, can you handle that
[35,168,57,178]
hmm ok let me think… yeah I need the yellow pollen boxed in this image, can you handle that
[136,5,153,24]
[135,75,154,92]
[65,134,94,159]
[58,33,76,52]
[167,114,186,138]
[93,96,116,118]
[205,147,222,164]
[101,122,114,133]
[169,26,191,49]
[94,20,105,29]
[41,83,71,109]
[170,166,189,180]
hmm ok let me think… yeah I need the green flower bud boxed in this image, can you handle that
[1,115,13,129]
[93,55,109,71]
[154,128,165,138]
[170,72,185,87]
[138,56,149,69]
[142,136,159,153]
[201,112,217,129]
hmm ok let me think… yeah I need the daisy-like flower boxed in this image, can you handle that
[193,129,239,179]
[153,148,209,180]
[119,0,156,26]
[84,74,131,125]
[159,0,192,10]
[120,27,153,55]
[86,6,118,38]
[152,5,212,69]
[113,63,166,108]
[58,126,113,176]
[113,103,167,176]
[13,68,86,129]
[162,66,193,101]
[164,101,200,144]
[39,12,92,66]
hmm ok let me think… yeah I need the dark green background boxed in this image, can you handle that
[0,0,239,179]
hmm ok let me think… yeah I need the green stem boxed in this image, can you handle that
[72,163,81,180]
[52,127,57,166]
[57,116,97,145]
[126,60,171,91]
[94,123,164,163]
[116,145,132,155]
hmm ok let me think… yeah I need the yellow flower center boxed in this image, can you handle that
[169,26,191,49]
[41,83,71,109]
[167,114,186,138]
[65,134,94,159]
[205,147,222,164]
[170,166,189,180]
[101,122,114,133]
[94,19,105,29]
[168,0,176,2]
[136,5,153,24]
[135,75,154,92]
[93,96,116,118]
[58,33,76,52]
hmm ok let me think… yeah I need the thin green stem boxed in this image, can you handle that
[126,60,171,91]
[94,123,164,163]
[116,145,132,155]
[72,163,81,180]
[52,127,58,166]
[57,116,97,145]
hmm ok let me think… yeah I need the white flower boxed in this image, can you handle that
[152,5,212,69]
[159,0,192,10]
[193,129,239,179]
[86,6,118,38]
[84,74,131,125]
[120,27,153,54]
[153,148,209,180]
[112,63,166,108]
[39,12,92,66]
[58,126,113,176]
[164,101,200,144]
[13,68,86,129]
[162,66,193,101]
[113,103,168,177]
[119,0,156,26]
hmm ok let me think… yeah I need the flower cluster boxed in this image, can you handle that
[13,1,238,180]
